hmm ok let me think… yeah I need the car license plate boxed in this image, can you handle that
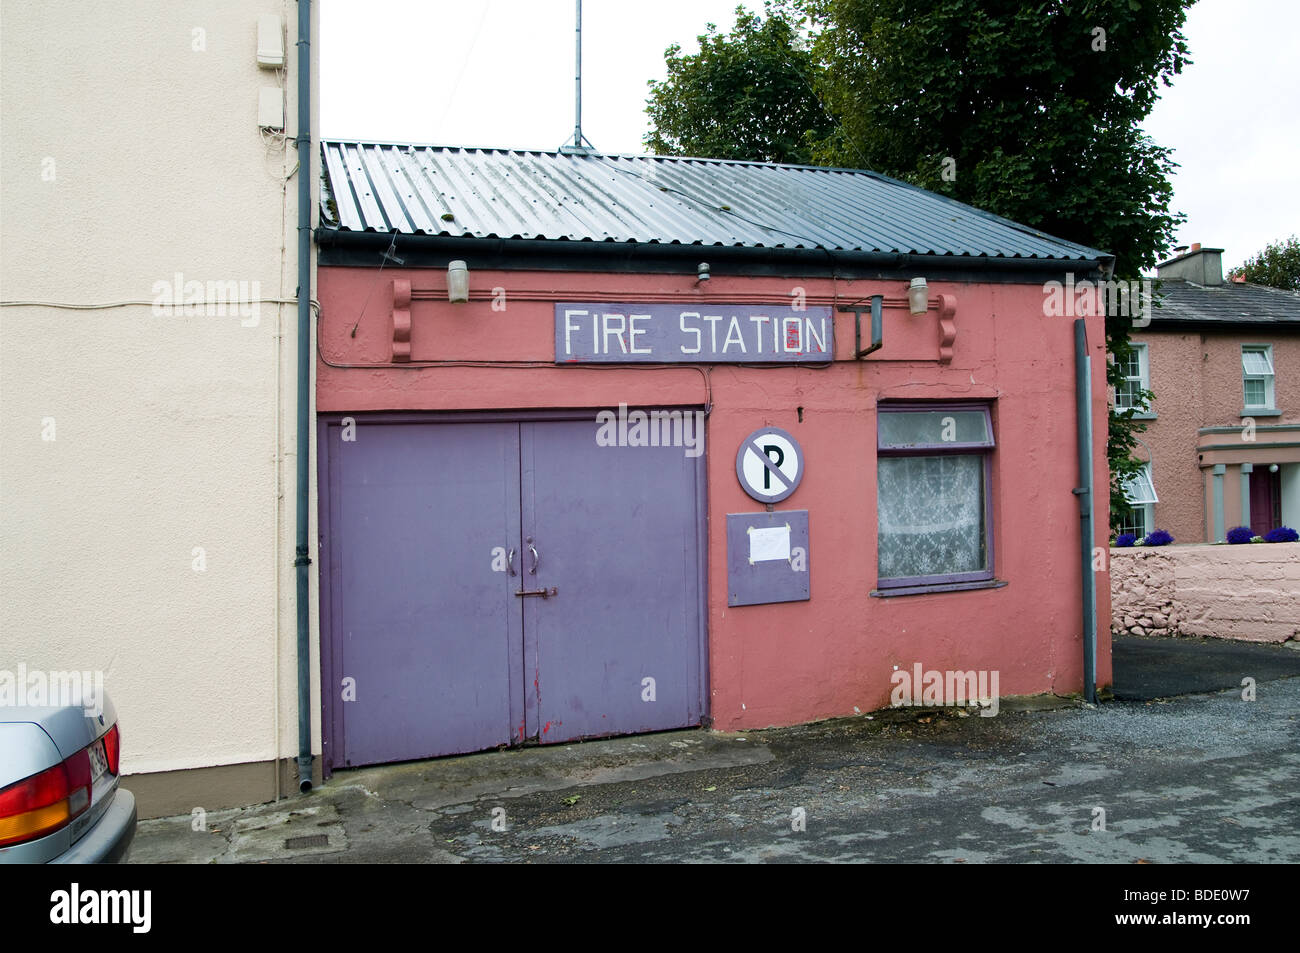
[88,738,109,781]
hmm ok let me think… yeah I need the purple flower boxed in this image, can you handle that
[1144,529,1174,547]
[1265,526,1299,543]
[1114,533,1137,547]
[1226,526,1254,544]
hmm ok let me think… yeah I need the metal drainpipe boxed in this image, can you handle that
[295,0,314,793]
[1074,318,1097,703]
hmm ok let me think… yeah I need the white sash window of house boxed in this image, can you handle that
[876,405,995,589]
[1242,346,1275,410]
[1115,343,1149,412]
[1119,463,1158,538]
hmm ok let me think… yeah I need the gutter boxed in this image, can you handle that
[294,0,314,793]
[1074,318,1098,703]
[1133,318,1300,330]
[314,227,1113,282]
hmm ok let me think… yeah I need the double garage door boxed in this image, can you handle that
[319,412,707,769]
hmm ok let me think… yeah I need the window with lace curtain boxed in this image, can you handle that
[876,405,995,591]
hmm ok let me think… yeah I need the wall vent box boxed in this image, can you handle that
[257,14,284,68]
[258,87,283,130]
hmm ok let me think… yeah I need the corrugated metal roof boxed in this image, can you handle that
[320,140,1108,262]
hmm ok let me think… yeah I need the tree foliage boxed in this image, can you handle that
[806,0,1194,531]
[1228,236,1300,291]
[808,0,1189,275]
[644,3,832,164]
[644,0,1195,532]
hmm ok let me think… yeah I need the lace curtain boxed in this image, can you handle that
[878,454,985,579]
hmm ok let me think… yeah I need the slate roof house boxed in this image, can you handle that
[1118,244,1300,542]
[311,142,1113,773]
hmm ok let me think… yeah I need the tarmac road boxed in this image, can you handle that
[130,635,1300,864]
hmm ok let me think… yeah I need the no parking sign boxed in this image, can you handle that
[735,427,804,503]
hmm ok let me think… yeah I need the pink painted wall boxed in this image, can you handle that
[1134,331,1205,541]
[1134,327,1300,542]
[1111,544,1300,642]
[318,266,1112,728]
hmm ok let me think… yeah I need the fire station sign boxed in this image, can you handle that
[556,303,834,363]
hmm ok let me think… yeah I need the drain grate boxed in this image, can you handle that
[285,834,330,850]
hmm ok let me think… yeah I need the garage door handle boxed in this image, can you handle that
[515,586,558,599]
[529,544,540,574]
[507,548,516,576]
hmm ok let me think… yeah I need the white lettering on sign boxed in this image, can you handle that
[629,313,651,354]
[564,308,586,357]
[556,303,833,363]
[783,316,802,352]
[603,313,627,354]
[679,312,701,353]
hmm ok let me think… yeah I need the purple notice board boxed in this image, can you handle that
[556,303,834,363]
[726,510,811,607]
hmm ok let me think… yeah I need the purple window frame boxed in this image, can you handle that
[875,402,995,591]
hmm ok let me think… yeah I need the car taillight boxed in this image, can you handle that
[0,748,93,848]
[102,723,120,776]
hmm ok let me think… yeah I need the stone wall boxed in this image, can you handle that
[1110,543,1300,642]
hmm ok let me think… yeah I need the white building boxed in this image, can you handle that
[1,0,321,817]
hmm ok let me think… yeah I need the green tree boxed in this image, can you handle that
[644,2,832,164]
[1228,236,1300,291]
[808,0,1190,274]
[807,0,1192,534]
[644,0,1193,532]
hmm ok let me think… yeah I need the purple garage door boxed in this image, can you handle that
[324,420,524,767]
[321,413,706,769]
[522,419,706,744]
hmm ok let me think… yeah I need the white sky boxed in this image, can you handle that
[320,0,1299,272]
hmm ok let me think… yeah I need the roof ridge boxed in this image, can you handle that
[1240,281,1300,297]
[321,138,894,174]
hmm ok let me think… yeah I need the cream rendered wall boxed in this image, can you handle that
[0,1,319,781]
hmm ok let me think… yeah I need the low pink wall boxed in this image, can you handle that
[1111,544,1300,642]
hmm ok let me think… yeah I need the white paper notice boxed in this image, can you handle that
[749,525,791,563]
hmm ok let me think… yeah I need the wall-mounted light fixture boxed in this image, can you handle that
[1270,463,1280,473]
[447,260,469,303]
[908,277,929,315]
[697,262,710,283]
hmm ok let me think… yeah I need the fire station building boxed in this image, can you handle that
[313,141,1113,773]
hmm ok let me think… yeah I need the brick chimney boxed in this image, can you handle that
[1156,243,1224,286]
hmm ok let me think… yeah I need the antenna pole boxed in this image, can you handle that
[574,0,582,148]
[561,0,592,154]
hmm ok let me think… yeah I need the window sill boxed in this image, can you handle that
[871,579,1008,598]
[1242,408,1281,417]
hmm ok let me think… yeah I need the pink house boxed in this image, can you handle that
[313,142,1113,772]
[1118,245,1300,542]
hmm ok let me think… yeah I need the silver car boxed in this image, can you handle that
[0,691,136,862]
